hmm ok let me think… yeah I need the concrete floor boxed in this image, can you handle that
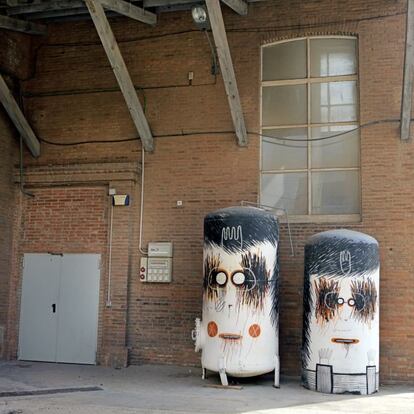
[0,361,413,414]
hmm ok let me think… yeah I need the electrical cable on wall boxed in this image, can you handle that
[138,148,148,255]
[13,10,405,83]
[36,118,409,147]
[106,199,114,308]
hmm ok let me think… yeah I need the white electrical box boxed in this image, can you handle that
[140,242,173,283]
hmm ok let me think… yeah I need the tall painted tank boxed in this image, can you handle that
[193,206,280,387]
[302,229,380,395]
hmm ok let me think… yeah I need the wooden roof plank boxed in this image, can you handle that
[7,1,85,16]
[0,14,46,34]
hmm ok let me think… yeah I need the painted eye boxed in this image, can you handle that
[352,293,366,311]
[232,272,245,285]
[215,272,227,286]
[242,268,257,291]
[337,297,345,305]
[348,298,356,306]
[325,292,339,310]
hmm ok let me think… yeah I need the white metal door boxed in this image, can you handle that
[18,254,61,362]
[18,253,100,364]
[56,254,100,364]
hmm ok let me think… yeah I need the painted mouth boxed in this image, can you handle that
[219,333,242,341]
[331,338,359,344]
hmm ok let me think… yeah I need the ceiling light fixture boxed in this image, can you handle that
[191,5,208,25]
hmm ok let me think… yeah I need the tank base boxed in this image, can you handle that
[302,367,379,395]
[274,356,280,388]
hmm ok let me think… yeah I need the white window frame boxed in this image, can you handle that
[259,35,361,223]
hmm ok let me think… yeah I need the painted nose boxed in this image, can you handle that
[340,304,353,321]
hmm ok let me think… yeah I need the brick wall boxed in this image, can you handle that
[0,109,18,358]
[0,30,32,358]
[3,0,414,382]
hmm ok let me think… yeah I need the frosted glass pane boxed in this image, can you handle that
[261,173,308,215]
[262,85,307,126]
[262,40,307,81]
[311,81,357,123]
[310,38,357,77]
[262,128,308,170]
[312,171,360,214]
[311,125,359,168]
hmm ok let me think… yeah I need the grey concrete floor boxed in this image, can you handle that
[0,361,413,414]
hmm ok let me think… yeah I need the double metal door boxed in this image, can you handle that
[18,253,100,364]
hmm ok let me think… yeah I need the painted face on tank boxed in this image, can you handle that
[310,273,378,362]
[303,242,380,372]
[202,240,278,352]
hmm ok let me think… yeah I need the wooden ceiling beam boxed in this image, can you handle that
[98,0,157,25]
[205,0,248,146]
[0,74,40,157]
[401,0,414,140]
[0,14,46,34]
[85,0,154,152]
[221,0,247,16]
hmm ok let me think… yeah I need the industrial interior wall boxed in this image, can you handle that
[5,0,414,382]
[0,31,32,359]
[0,109,18,359]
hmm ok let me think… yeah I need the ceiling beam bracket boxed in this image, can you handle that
[205,0,248,146]
[85,0,154,152]
[221,0,247,16]
[0,74,41,157]
[401,0,414,140]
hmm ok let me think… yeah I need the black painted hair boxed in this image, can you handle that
[304,230,379,280]
[270,247,280,328]
[204,207,279,253]
[301,230,379,368]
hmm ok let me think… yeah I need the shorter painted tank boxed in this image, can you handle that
[301,229,380,395]
[193,206,280,386]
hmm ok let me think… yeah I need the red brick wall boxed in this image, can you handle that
[0,110,18,358]
[3,0,414,382]
[0,31,33,80]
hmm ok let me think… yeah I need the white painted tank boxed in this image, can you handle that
[193,207,280,386]
[302,229,380,395]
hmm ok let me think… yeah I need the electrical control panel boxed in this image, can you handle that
[140,242,173,283]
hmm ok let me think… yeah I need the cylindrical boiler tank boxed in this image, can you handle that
[193,207,280,387]
[301,229,380,395]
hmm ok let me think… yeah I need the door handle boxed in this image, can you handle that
[52,303,56,313]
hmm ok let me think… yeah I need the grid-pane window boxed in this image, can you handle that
[261,37,360,217]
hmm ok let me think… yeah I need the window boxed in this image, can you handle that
[260,37,360,220]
